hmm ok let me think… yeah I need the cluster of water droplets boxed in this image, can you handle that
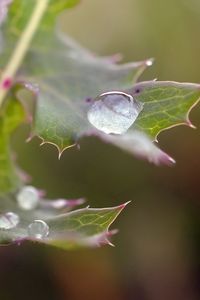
[16,185,49,239]
[87,91,143,134]
[1,188,85,242]
[0,186,49,240]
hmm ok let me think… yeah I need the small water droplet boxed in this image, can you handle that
[87,91,143,134]
[27,220,49,239]
[17,186,39,210]
[146,59,153,66]
[0,212,20,229]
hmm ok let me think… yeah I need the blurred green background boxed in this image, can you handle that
[1,0,200,299]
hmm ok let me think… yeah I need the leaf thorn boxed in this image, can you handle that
[118,200,131,210]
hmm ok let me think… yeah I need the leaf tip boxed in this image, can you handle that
[26,132,35,143]
[165,156,176,166]
[35,135,76,159]
[57,143,77,159]
[96,229,118,247]
[58,150,62,160]
[106,229,119,247]
[117,200,131,210]
[145,58,154,67]
[186,119,196,129]
[156,152,176,166]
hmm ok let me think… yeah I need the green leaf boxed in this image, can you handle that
[28,37,150,152]
[0,97,25,193]
[0,194,127,249]
[98,81,200,163]
[46,204,127,249]
[27,50,200,159]
[128,81,200,139]
[80,80,200,164]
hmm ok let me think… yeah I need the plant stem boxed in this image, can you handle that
[0,0,49,107]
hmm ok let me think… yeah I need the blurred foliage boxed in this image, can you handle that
[1,0,200,299]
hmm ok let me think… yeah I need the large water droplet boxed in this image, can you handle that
[27,220,49,239]
[87,91,143,134]
[0,212,20,229]
[17,186,39,210]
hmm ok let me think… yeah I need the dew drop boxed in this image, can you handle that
[17,186,39,210]
[0,212,20,229]
[27,220,49,239]
[87,91,143,134]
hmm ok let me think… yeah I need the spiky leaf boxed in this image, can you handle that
[0,194,127,249]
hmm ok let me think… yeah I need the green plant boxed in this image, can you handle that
[0,0,199,249]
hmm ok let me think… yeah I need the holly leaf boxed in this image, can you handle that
[31,68,200,152]
[0,193,127,249]
[45,204,126,249]
[16,33,199,157]
[23,36,151,152]
[98,81,199,163]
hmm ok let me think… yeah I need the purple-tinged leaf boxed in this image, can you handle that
[97,131,175,166]
[0,192,128,249]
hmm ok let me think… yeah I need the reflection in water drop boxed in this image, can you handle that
[27,220,49,239]
[17,186,39,210]
[0,212,20,229]
[87,91,143,134]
